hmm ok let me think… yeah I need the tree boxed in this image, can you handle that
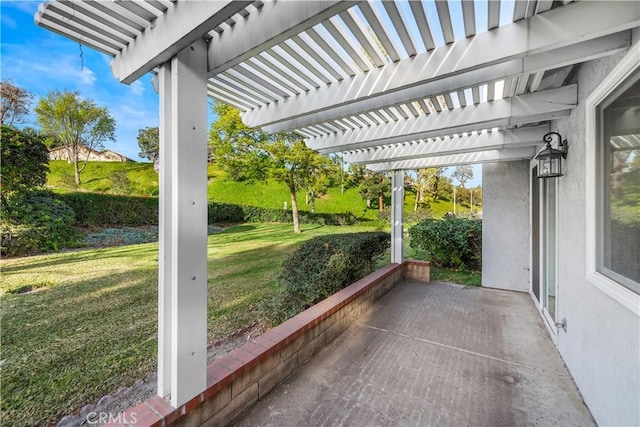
[424,168,447,200]
[0,125,49,196]
[35,90,116,186]
[137,126,159,165]
[359,171,390,211]
[0,81,33,126]
[209,104,331,233]
[452,165,474,189]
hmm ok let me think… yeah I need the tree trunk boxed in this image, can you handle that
[414,190,419,211]
[378,192,384,211]
[73,152,81,186]
[366,199,371,209]
[310,191,316,213]
[289,186,301,234]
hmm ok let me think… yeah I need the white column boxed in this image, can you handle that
[391,170,404,264]
[157,62,173,399]
[157,39,208,408]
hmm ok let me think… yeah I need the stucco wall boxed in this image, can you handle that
[481,160,530,292]
[550,48,639,425]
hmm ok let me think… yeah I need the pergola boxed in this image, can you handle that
[35,0,638,410]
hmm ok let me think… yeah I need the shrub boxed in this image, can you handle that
[409,214,482,270]
[110,170,132,194]
[56,192,158,226]
[1,191,79,256]
[377,207,433,225]
[0,125,49,196]
[263,232,390,324]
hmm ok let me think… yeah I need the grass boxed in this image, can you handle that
[0,223,384,426]
[404,239,481,287]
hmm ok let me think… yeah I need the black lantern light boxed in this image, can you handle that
[536,131,569,178]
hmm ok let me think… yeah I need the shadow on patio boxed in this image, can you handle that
[235,281,595,426]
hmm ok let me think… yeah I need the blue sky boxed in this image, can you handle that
[1,1,159,161]
[1,0,481,186]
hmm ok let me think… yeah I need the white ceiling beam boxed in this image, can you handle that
[207,1,359,76]
[307,85,577,153]
[366,148,538,171]
[243,1,636,130]
[343,125,549,164]
[108,1,252,83]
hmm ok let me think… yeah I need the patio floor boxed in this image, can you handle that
[235,281,595,426]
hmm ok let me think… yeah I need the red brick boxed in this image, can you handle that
[229,347,259,372]
[144,396,175,419]
[181,394,202,415]
[207,363,233,389]
[241,341,270,362]
[217,354,245,380]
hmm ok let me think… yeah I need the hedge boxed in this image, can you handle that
[55,192,159,227]
[262,232,390,324]
[208,201,357,226]
[1,191,79,256]
[408,214,482,270]
[52,193,356,228]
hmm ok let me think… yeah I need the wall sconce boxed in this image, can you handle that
[536,131,569,178]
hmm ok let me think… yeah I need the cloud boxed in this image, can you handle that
[130,80,145,96]
[1,14,17,28]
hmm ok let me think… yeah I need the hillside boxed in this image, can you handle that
[46,160,471,220]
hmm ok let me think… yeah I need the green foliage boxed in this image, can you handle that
[35,90,116,185]
[208,201,356,226]
[377,207,433,225]
[0,125,49,195]
[263,232,390,324]
[209,104,334,232]
[359,171,391,210]
[1,191,78,256]
[409,215,482,270]
[137,126,159,163]
[56,193,158,227]
[109,169,132,194]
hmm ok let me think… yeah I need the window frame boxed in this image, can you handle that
[586,42,640,315]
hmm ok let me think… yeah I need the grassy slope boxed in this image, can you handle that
[0,223,384,426]
[48,160,470,219]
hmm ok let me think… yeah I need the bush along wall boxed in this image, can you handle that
[409,214,482,271]
[262,232,390,324]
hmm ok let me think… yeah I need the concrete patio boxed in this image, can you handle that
[236,281,595,427]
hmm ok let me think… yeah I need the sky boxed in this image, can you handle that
[0,0,482,186]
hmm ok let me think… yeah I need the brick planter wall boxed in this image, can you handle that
[108,260,429,427]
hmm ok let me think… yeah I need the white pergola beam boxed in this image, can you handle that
[368,148,537,171]
[343,125,550,164]
[110,1,252,84]
[308,86,577,153]
[207,1,359,76]
[242,1,637,131]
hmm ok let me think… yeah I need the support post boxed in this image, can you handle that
[157,39,208,408]
[391,170,404,264]
[157,61,173,399]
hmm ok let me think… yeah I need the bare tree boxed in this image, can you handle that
[452,165,474,189]
[0,81,33,126]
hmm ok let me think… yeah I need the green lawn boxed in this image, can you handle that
[0,223,384,426]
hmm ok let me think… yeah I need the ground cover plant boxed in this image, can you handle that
[0,223,383,426]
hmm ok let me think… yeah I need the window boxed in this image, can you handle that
[586,45,640,312]
[597,73,640,293]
